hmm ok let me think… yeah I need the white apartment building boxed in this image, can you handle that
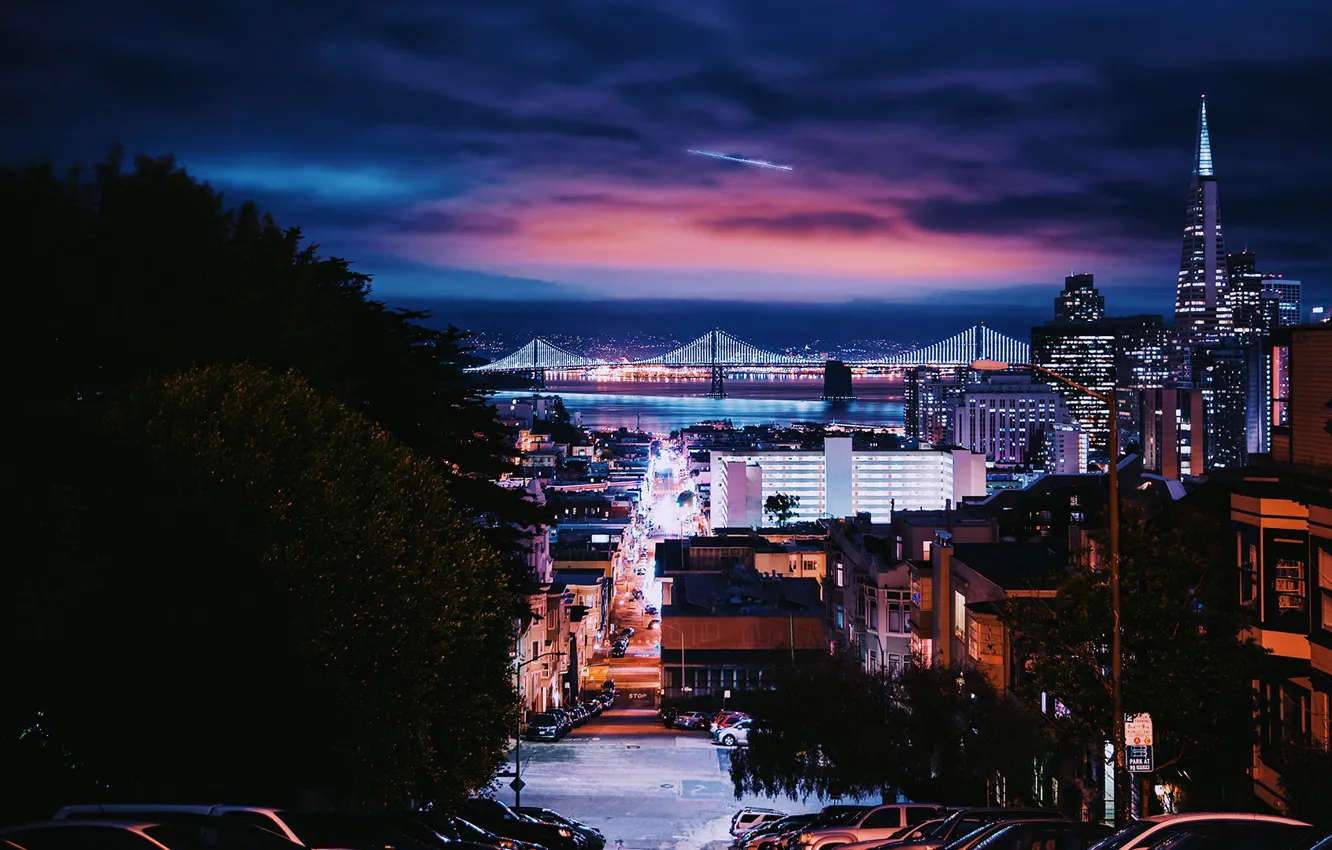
[952,375,1071,465]
[710,437,985,528]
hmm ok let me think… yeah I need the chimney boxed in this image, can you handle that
[933,530,954,667]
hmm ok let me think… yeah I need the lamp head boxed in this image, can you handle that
[969,359,1012,372]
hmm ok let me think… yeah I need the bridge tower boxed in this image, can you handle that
[974,322,984,365]
[530,338,545,390]
[708,329,726,399]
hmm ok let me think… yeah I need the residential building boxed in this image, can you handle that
[1054,273,1105,323]
[1174,95,1231,350]
[709,437,987,527]
[1031,322,1116,457]
[1218,323,1332,813]
[908,536,1064,688]
[951,374,1072,466]
[660,572,824,699]
[825,516,917,672]
[655,529,828,604]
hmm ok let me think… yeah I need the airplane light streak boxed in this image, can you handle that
[686,149,793,171]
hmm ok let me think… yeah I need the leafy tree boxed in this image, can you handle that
[764,493,800,527]
[729,652,1048,804]
[1279,739,1332,828]
[677,490,695,507]
[3,366,514,817]
[1002,486,1265,813]
[3,151,545,585]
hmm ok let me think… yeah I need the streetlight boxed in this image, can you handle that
[660,621,686,699]
[511,650,565,808]
[971,358,1123,826]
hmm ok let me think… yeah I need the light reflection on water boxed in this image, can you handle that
[537,377,904,432]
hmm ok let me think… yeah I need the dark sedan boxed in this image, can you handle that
[457,800,586,850]
[515,809,604,850]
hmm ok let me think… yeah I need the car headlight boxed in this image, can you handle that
[500,842,515,850]
[798,835,813,844]
[559,829,573,839]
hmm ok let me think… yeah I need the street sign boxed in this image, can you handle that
[1126,745,1154,773]
[509,777,526,792]
[1124,713,1154,773]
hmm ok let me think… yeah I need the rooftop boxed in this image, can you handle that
[665,572,822,617]
[952,542,1067,591]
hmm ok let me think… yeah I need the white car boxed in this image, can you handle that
[714,718,753,746]
[796,804,945,850]
[1088,813,1310,850]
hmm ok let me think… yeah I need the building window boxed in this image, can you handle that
[868,595,879,630]
[953,590,966,639]
[888,602,906,634]
[888,653,903,674]
[1320,548,1332,634]
[836,603,845,630]
[1240,542,1259,607]
[836,562,845,588]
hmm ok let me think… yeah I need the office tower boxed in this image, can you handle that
[1261,275,1302,328]
[1054,273,1106,323]
[951,375,1071,465]
[1193,345,1249,470]
[904,366,969,443]
[1099,315,1172,389]
[1031,323,1116,457]
[1045,423,1089,474]
[1174,96,1230,349]
[1227,252,1265,344]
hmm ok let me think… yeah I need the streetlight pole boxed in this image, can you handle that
[512,650,565,809]
[971,359,1123,826]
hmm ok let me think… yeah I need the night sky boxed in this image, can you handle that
[4,1,1331,340]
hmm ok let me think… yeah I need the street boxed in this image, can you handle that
[507,709,823,850]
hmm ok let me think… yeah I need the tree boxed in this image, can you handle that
[729,652,1048,804]
[2,366,515,816]
[1279,739,1332,828]
[677,490,695,508]
[764,493,800,527]
[3,151,546,587]
[1002,486,1265,812]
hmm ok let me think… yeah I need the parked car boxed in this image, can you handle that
[526,712,565,741]
[659,706,679,728]
[711,711,749,733]
[260,813,441,850]
[795,804,945,850]
[514,809,604,850]
[3,820,192,850]
[618,627,635,638]
[53,809,305,850]
[970,820,1112,850]
[673,711,709,730]
[714,719,753,746]
[647,619,660,629]
[601,680,616,691]
[53,805,308,845]
[740,815,821,850]
[610,645,627,658]
[644,606,658,616]
[431,814,547,850]
[457,800,586,850]
[731,810,787,838]
[1086,813,1310,850]
[876,808,1064,850]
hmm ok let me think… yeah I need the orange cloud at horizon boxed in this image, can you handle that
[382,175,1069,284]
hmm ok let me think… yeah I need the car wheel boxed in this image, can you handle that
[721,733,737,746]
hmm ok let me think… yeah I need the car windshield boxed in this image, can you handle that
[530,714,559,724]
[826,809,869,826]
[1087,821,1157,850]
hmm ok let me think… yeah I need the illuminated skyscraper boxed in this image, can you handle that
[1261,275,1302,328]
[1226,252,1265,344]
[1054,273,1105,323]
[1174,96,1230,348]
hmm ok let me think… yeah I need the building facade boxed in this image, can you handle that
[1174,95,1231,349]
[951,374,1072,466]
[905,365,970,443]
[1054,273,1106,323]
[710,437,987,526]
[1031,322,1116,457]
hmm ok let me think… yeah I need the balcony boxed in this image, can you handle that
[910,605,933,636]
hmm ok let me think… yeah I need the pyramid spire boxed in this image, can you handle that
[1195,94,1214,178]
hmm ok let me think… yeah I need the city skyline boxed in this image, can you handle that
[4,0,1331,332]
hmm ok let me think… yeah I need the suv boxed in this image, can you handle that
[525,712,564,741]
[795,805,944,850]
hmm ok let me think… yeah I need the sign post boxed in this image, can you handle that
[1124,714,1154,774]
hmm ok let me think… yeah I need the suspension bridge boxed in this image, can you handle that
[467,324,1029,398]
